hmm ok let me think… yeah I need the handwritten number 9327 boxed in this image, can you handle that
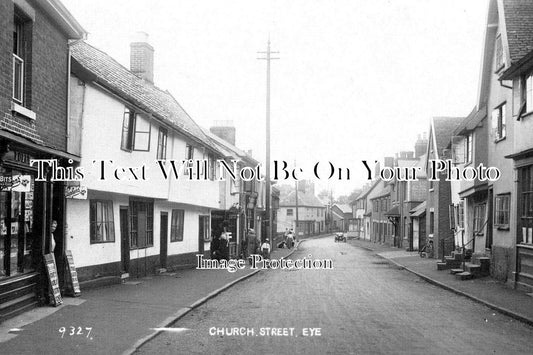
[58,326,92,338]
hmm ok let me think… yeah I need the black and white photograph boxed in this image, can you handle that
[1,0,533,354]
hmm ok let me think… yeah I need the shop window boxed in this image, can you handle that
[170,209,184,242]
[156,127,167,159]
[90,200,115,243]
[494,194,510,229]
[519,166,533,244]
[130,200,153,248]
[199,215,210,242]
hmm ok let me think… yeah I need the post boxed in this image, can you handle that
[257,40,279,245]
[295,177,299,239]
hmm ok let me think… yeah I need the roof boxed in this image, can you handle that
[70,41,219,153]
[410,201,427,217]
[453,106,487,136]
[203,128,259,166]
[39,0,87,39]
[280,190,325,208]
[354,180,381,202]
[430,117,464,159]
[384,205,400,217]
[502,0,533,65]
[332,204,351,214]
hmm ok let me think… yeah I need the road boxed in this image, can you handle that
[136,236,533,355]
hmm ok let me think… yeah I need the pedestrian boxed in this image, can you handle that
[50,220,58,253]
[261,238,271,259]
[210,231,221,260]
[217,225,230,261]
[247,229,259,265]
[286,229,294,249]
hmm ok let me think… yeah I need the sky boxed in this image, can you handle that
[62,0,488,197]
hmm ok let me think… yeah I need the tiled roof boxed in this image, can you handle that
[503,0,533,65]
[202,128,259,166]
[70,41,217,151]
[432,117,463,156]
[333,204,352,214]
[280,190,325,207]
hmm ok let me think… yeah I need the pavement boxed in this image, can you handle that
[0,239,303,355]
[348,238,533,327]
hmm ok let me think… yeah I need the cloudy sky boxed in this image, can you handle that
[62,0,488,196]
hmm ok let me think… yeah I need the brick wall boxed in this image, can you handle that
[1,2,69,150]
[0,1,13,117]
[31,9,69,150]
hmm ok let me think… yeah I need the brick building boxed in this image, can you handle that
[0,0,85,321]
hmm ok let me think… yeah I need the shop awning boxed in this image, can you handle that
[410,201,426,217]
[384,205,400,217]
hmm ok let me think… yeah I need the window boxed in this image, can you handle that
[13,15,25,104]
[121,108,151,151]
[208,154,216,180]
[374,201,379,212]
[199,215,210,242]
[171,209,184,242]
[494,194,510,229]
[130,200,154,248]
[457,202,465,229]
[185,144,194,174]
[465,133,473,163]
[287,209,293,216]
[121,108,135,151]
[525,74,533,114]
[495,35,504,70]
[519,166,533,244]
[90,200,115,243]
[473,204,486,235]
[156,127,167,159]
[492,104,506,141]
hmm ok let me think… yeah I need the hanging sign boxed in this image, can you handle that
[64,250,81,296]
[65,185,87,199]
[44,253,63,306]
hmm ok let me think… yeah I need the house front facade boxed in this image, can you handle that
[0,0,85,320]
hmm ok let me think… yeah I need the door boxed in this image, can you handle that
[198,216,205,255]
[120,207,129,274]
[160,212,168,269]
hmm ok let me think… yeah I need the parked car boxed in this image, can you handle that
[334,232,346,242]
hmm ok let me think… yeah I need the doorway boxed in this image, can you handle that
[160,212,168,269]
[120,206,129,274]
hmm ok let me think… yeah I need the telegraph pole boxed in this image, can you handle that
[294,162,299,239]
[257,39,279,245]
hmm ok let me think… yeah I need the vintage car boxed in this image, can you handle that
[334,232,346,242]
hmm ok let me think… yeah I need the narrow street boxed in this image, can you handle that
[137,236,533,355]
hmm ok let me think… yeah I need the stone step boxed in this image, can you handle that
[437,262,449,271]
[465,263,481,275]
[450,268,464,274]
[455,272,473,280]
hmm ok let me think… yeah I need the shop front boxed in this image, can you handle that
[0,139,70,321]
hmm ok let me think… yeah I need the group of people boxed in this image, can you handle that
[210,223,271,262]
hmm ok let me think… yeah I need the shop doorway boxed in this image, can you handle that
[120,207,129,274]
[160,212,168,269]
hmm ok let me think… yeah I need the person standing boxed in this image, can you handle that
[50,220,58,253]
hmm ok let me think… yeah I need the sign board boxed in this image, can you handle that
[44,253,63,306]
[0,175,31,192]
[65,250,81,296]
[65,185,87,199]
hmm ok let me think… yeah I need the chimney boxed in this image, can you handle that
[384,157,394,168]
[130,32,154,84]
[414,132,428,158]
[210,120,236,145]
